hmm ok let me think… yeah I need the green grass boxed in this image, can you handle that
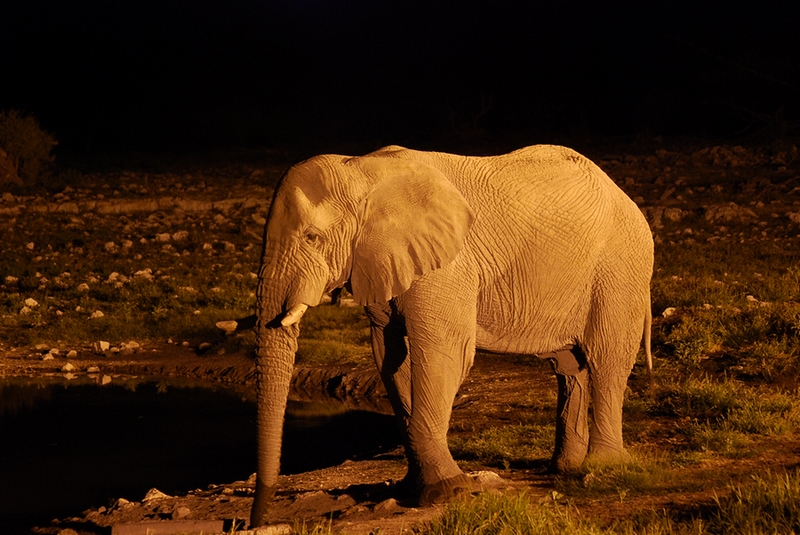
[420,470,800,535]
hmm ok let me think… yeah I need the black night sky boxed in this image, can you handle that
[2,0,799,156]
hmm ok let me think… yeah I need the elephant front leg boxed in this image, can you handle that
[396,278,478,505]
[365,302,420,495]
[550,348,590,472]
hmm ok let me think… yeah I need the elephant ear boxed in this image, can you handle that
[350,157,475,305]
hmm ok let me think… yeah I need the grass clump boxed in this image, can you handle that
[449,423,556,469]
[422,470,800,535]
[422,491,595,535]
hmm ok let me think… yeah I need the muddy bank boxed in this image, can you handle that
[0,343,392,414]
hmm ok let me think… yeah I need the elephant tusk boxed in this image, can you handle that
[280,304,308,326]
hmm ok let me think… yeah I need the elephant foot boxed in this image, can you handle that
[550,451,587,474]
[418,472,475,506]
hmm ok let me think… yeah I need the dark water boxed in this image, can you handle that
[0,378,399,533]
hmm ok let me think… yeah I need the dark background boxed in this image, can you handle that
[2,0,799,156]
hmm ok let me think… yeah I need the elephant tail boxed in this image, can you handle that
[644,297,654,385]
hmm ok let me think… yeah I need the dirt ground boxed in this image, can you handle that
[4,345,800,535]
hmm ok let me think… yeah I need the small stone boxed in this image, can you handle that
[106,272,120,282]
[156,233,171,242]
[193,309,201,315]
[134,268,153,280]
[746,295,759,303]
[181,341,190,346]
[75,306,83,312]
[90,310,105,319]
[41,354,55,361]
[216,320,238,334]
[93,340,111,353]
[5,275,18,284]
[24,297,39,308]
[87,366,100,373]
[202,242,213,250]
[198,342,212,351]
[77,283,90,292]
[662,307,676,318]
[121,239,133,248]
[26,242,34,250]
[472,470,504,488]
[223,241,236,252]
[19,306,32,315]
[374,497,399,513]
[104,241,118,252]
[62,363,75,372]
[48,348,60,357]
[172,506,191,520]
[101,375,112,385]
[64,373,76,380]
[172,230,189,241]
[143,488,172,502]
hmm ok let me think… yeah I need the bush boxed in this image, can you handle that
[0,109,57,187]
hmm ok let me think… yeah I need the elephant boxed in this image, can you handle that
[250,144,653,527]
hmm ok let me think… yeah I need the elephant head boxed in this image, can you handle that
[250,150,474,527]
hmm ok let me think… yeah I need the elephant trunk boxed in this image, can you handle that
[250,303,299,528]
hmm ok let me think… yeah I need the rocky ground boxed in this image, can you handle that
[2,139,800,534]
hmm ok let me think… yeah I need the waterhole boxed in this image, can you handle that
[0,377,399,533]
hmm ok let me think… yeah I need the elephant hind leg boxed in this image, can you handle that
[550,347,590,472]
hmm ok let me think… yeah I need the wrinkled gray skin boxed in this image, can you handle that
[250,145,653,527]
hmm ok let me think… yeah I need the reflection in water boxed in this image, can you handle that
[0,378,398,534]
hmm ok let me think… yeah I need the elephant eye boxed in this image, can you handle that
[304,231,320,245]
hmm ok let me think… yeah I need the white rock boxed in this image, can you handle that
[94,341,111,353]
[662,307,677,318]
[49,348,60,356]
[24,298,39,308]
[87,366,100,373]
[62,363,75,372]
[106,272,120,282]
[202,243,213,250]
[104,241,117,252]
[121,239,133,248]
[172,230,189,241]
[26,242,34,250]
[77,283,90,292]
[198,342,212,351]
[134,268,153,280]
[67,350,78,359]
[193,309,201,315]
[472,470,504,488]
[143,488,172,502]
[5,275,18,284]
[41,354,55,361]
[101,375,112,385]
[216,320,238,334]
[20,306,32,315]
[90,310,105,319]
